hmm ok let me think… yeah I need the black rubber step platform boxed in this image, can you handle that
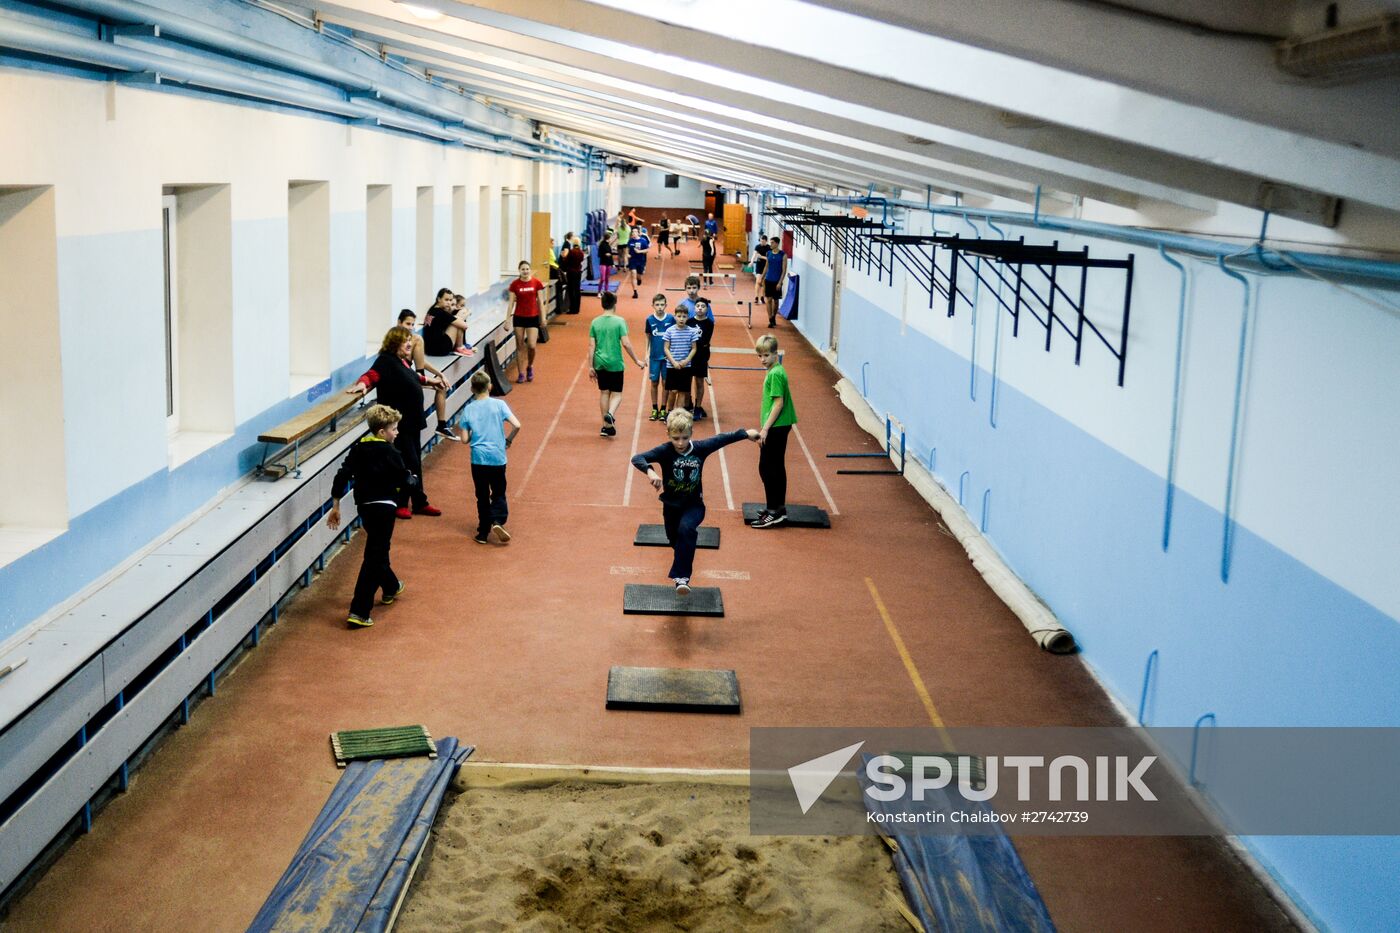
[623,583,724,616]
[633,524,720,549]
[606,666,741,713]
[741,502,831,528]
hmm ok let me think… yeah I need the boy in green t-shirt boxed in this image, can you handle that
[751,334,796,528]
[588,291,644,437]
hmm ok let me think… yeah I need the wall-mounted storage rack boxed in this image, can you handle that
[868,232,1136,387]
[772,208,890,275]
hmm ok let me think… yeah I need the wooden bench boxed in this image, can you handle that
[258,392,364,479]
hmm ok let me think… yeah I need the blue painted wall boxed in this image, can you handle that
[788,234,1400,930]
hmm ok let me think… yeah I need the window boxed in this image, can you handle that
[477,184,491,290]
[452,185,466,292]
[416,186,435,310]
[163,185,234,465]
[0,185,67,563]
[500,188,525,275]
[162,194,179,433]
[288,181,330,394]
[665,174,680,188]
[366,184,392,351]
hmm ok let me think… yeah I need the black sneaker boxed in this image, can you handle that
[747,508,772,527]
[472,535,491,545]
[603,412,615,426]
[751,511,787,529]
[434,424,457,441]
[693,406,707,419]
[601,424,617,437]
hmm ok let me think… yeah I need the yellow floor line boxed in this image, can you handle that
[866,577,953,746]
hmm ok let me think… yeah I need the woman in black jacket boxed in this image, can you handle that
[346,326,442,518]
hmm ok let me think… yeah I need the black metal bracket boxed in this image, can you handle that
[865,232,1136,386]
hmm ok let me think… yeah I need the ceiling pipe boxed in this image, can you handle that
[38,0,586,161]
[0,14,588,167]
[808,192,1400,288]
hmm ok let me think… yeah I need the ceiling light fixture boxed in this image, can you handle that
[399,3,443,21]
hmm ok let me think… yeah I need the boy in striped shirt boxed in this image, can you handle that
[662,304,702,416]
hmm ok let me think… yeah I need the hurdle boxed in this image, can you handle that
[711,300,753,327]
[698,272,741,300]
[827,413,905,475]
[709,347,781,373]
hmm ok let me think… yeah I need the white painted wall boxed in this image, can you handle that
[0,68,582,527]
[621,167,706,209]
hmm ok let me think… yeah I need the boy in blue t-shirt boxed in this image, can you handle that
[627,226,651,298]
[643,293,675,421]
[763,234,787,327]
[455,370,522,545]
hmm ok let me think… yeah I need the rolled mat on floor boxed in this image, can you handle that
[835,378,1077,654]
[247,738,473,933]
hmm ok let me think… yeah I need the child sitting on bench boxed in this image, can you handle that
[631,410,757,594]
[327,404,414,628]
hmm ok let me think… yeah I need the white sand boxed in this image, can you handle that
[396,780,909,932]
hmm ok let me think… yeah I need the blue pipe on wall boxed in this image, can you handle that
[1159,246,1190,552]
[987,219,1009,429]
[1216,257,1253,584]
[961,213,983,402]
[1,4,588,165]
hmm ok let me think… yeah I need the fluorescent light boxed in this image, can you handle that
[400,4,443,20]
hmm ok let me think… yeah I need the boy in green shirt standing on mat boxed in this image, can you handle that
[751,334,796,528]
[588,290,644,437]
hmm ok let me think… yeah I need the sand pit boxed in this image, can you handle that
[395,775,910,932]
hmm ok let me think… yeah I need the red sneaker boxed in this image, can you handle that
[413,505,443,517]
[395,507,412,520]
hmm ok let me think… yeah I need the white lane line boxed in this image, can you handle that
[793,424,840,516]
[518,357,587,499]
[701,569,751,580]
[609,565,648,576]
[706,374,736,511]
[623,358,650,507]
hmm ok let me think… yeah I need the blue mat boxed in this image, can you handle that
[779,273,799,321]
[580,278,621,296]
[857,756,1055,932]
[248,738,473,933]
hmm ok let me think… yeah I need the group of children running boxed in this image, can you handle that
[331,223,795,625]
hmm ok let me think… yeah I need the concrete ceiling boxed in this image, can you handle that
[285,0,1400,227]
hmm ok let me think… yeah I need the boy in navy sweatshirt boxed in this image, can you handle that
[328,405,415,628]
[631,410,758,593]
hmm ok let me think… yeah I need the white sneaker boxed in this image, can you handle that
[674,578,691,596]
[491,523,511,543]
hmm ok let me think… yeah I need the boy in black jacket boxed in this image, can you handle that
[328,405,415,628]
[631,410,758,594]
